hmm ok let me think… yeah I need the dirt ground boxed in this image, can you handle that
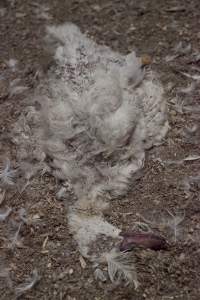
[0,0,200,299]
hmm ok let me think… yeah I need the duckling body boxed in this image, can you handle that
[14,23,168,286]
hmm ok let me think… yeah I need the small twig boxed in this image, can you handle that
[165,6,186,13]
[0,189,6,205]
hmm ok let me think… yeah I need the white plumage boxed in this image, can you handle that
[13,23,168,286]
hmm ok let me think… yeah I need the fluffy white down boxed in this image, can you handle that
[13,23,168,285]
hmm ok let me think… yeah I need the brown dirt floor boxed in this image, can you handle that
[0,0,200,299]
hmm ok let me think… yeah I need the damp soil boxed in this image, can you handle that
[0,0,200,299]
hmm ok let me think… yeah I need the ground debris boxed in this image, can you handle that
[79,256,87,269]
[165,6,186,12]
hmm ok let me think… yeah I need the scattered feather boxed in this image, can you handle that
[185,124,198,134]
[15,269,40,296]
[181,177,191,198]
[189,175,200,183]
[56,186,67,200]
[181,72,200,80]
[182,124,199,145]
[165,42,191,62]
[6,58,18,70]
[132,221,152,233]
[0,267,13,288]
[104,249,138,288]
[137,210,184,242]
[174,42,191,55]
[190,51,200,63]
[179,82,195,94]
[0,207,12,221]
[9,78,29,97]
[162,159,183,166]
[94,268,107,282]
[10,222,23,249]
[165,210,185,242]
[183,105,200,113]
[9,85,28,97]
[161,155,200,166]
[34,4,52,20]
[18,208,28,224]
[20,161,43,181]
[165,55,178,62]
[182,174,200,196]
[0,159,17,186]
[20,180,30,194]
[169,98,184,114]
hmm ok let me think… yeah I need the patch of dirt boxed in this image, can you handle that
[0,0,200,299]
